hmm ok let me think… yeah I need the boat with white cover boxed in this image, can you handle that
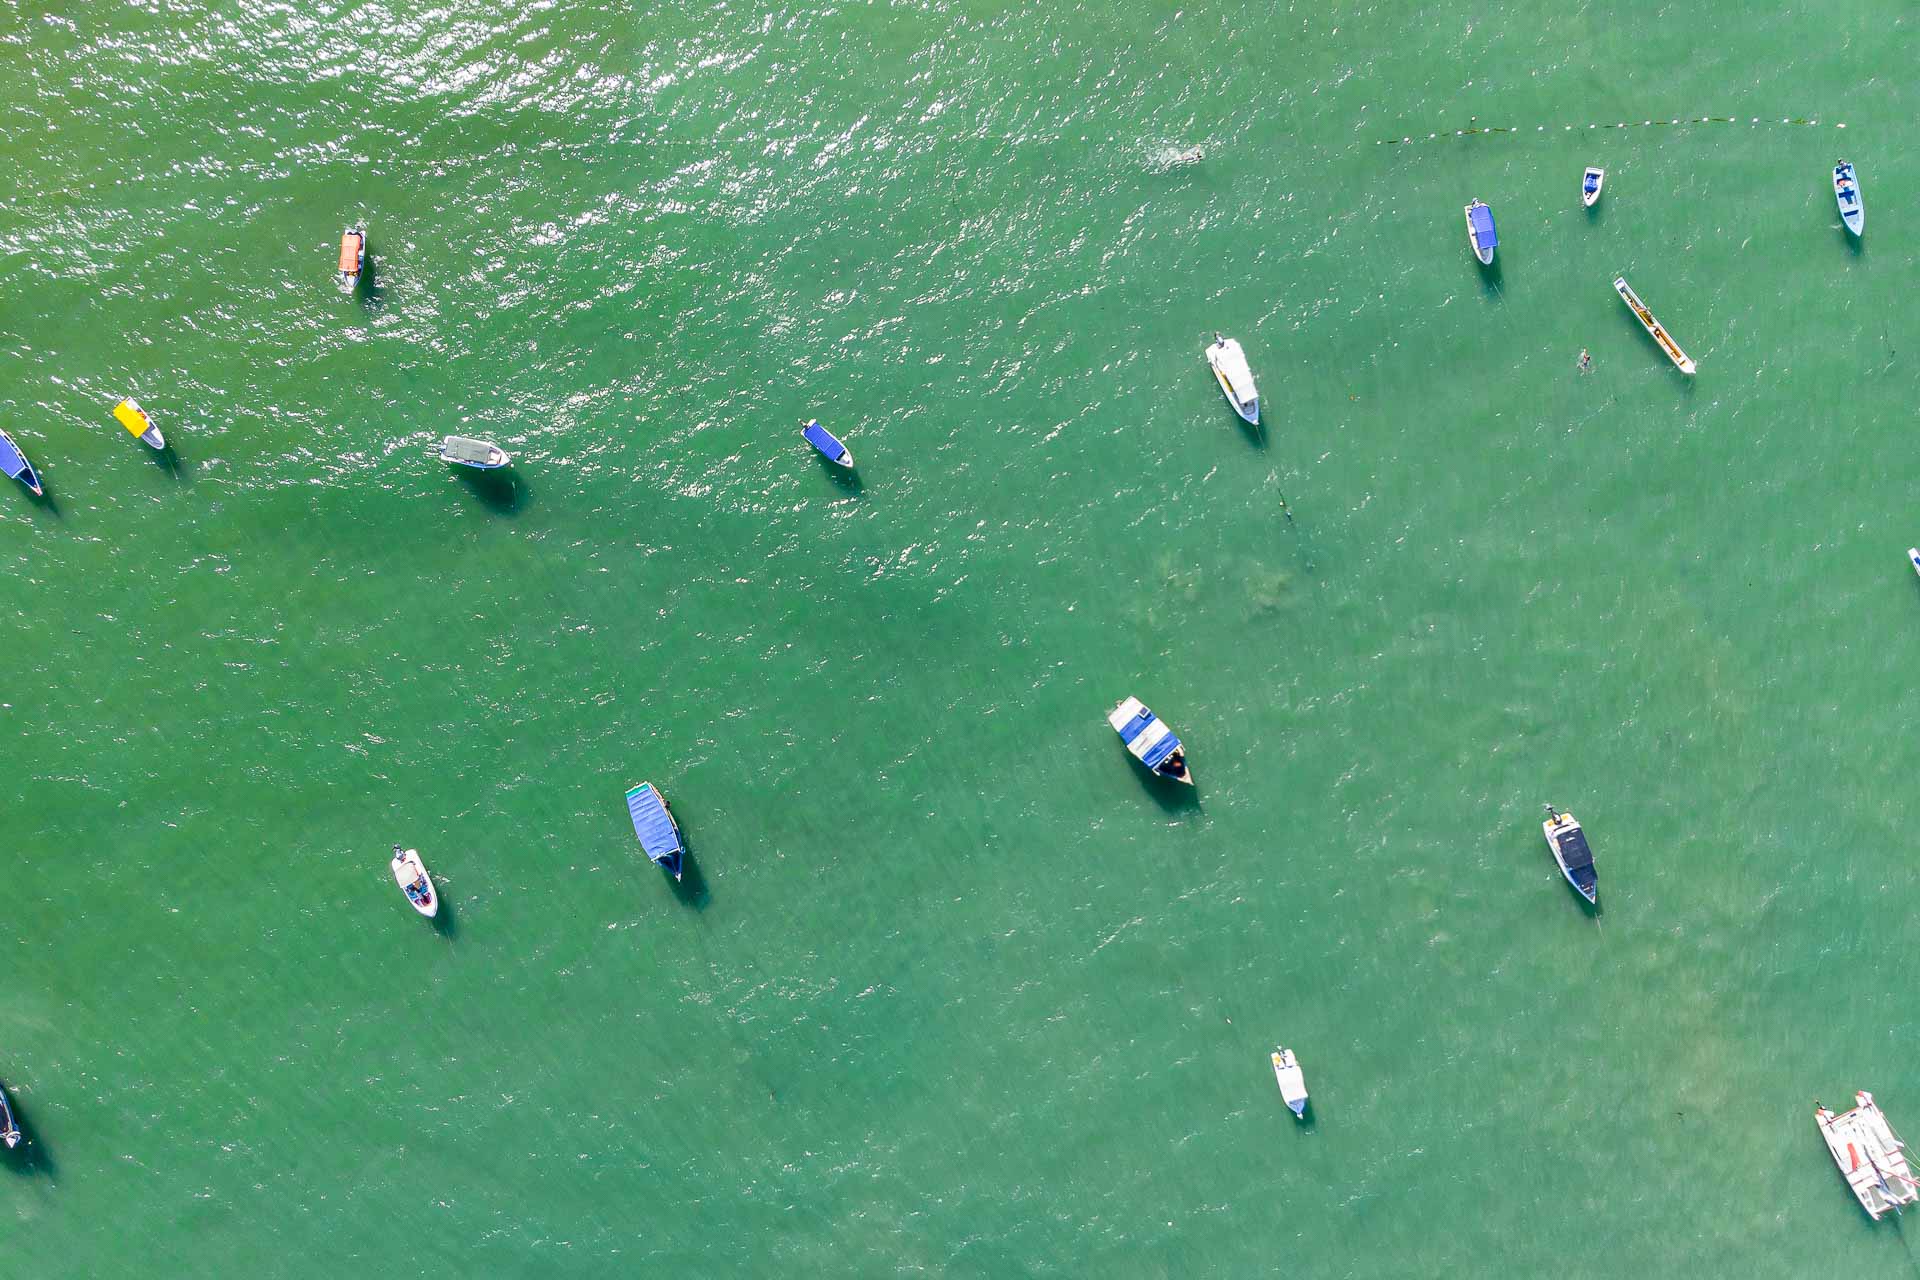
[1464,200,1497,265]
[437,435,509,469]
[1542,806,1598,904]
[390,846,438,918]
[1204,334,1259,425]
[1271,1048,1308,1118]
[1817,1092,1919,1220]
[1834,161,1863,236]
[1613,277,1695,375]
[1107,697,1193,785]
[1582,167,1605,208]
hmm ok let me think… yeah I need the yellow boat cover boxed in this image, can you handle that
[113,400,148,437]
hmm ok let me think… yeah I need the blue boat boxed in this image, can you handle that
[0,428,42,496]
[625,782,684,881]
[801,419,853,468]
[1464,199,1497,265]
[1542,806,1597,905]
[1107,696,1193,785]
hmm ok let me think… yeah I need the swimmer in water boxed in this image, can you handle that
[1578,348,1592,371]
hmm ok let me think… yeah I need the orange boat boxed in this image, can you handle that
[338,227,365,287]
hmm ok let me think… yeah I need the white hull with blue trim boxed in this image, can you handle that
[1107,696,1193,785]
[1465,199,1496,264]
[625,781,685,881]
[1834,161,1863,236]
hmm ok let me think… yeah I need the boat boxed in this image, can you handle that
[1612,277,1696,375]
[113,398,165,449]
[1107,696,1193,785]
[1817,1092,1920,1220]
[1834,161,1864,236]
[1271,1047,1309,1118]
[801,420,853,468]
[1542,806,1598,904]
[1465,199,1497,265]
[625,781,685,881]
[1582,167,1605,207]
[0,428,42,496]
[390,846,438,918]
[0,1082,18,1149]
[1204,334,1259,426]
[1908,547,1920,579]
[339,227,366,287]
[436,435,509,469]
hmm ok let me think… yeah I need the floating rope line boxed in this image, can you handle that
[1378,117,1843,145]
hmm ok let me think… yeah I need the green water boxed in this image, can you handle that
[3,1,1918,1273]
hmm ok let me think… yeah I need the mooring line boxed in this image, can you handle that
[1378,116,1844,145]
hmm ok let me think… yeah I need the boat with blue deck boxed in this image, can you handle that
[1108,696,1193,785]
[1582,167,1605,208]
[0,428,42,496]
[1465,199,1497,264]
[1834,161,1863,236]
[801,419,853,468]
[1542,805,1597,904]
[625,781,685,880]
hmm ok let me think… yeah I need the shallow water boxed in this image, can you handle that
[2,1,1917,1273]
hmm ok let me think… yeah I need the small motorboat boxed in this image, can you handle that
[1465,199,1497,265]
[0,1082,18,1149]
[1613,277,1696,375]
[390,846,438,918]
[436,435,509,470]
[1542,805,1598,904]
[1204,334,1259,426]
[1271,1047,1309,1118]
[1582,167,1605,207]
[113,398,164,449]
[1834,161,1864,236]
[1817,1092,1919,1220]
[339,227,366,287]
[0,428,42,496]
[801,420,853,468]
[1107,696,1193,786]
[625,781,685,881]
[1907,548,1920,579]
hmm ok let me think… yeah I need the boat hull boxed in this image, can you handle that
[1908,548,1920,580]
[1834,164,1863,236]
[1205,339,1260,425]
[0,428,42,496]
[1582,168,1604,207]
[391,849,439,918]
[114,399,166,449]
[438,436,509,469]
[340,227,366,286]
[1272,1049,1309,1117]
[802,420,853,467]
[1464,201,1496,264]
[1543,812,1598,904]
[1613,277,1695,375]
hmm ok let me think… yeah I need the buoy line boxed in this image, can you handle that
[1378,116,1843,145]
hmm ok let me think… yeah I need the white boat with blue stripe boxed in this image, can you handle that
[625,781,685,881]
[1834,160,1863,236]
[801,419,853,468]
[1465,199,1497,265]
[1108,696,1193,785]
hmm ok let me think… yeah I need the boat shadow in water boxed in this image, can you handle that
[453,467,529,517]
[669,847,710,909]
[431,893,459,940]
[820,458,862,495]
[1133,764,1201,815]
[1477,257,1503,298]
[154,443,191,484]
[0,1093,56,1178]
[356,254,385,309]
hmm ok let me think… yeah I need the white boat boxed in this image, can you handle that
[1271,1047,1308,1118]
[1204,334,1259,425]
[1834,161,1863,236]
[1613,277,1696,375]
[1582,167,1605,207]
[390,846,438,918]
[1908,548,1920,579]
[1817,1092,1919,1220]
[1107,696,1194,785]
[437,435,509,469]
[1464,199,1497,265]
[0,1083,18,1149]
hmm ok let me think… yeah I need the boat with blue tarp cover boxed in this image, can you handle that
[1542,805,1597,904]
[1108,696,1193,785]
[0,428,42,496]
[1465,199,1497,265]
[801,419,852,467]
[625,781,685,880]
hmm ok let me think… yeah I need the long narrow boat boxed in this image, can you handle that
[625,781,685,881]
[113,398,166,449]
[1464,200,1497,265]
[1582,167,1605,208]
[1107,697,1194,785]
[1542,805,1598,904]
[1833,161,1863,236]
[1204,334,1259,426]
[0,1082,18,1149]
[1271,1048,1309,1118]
[0,428,42,496]
[390,846,438,918]
[801,420,853,468]
[1612,277,1696,375]
[1817,1092,1919,1220]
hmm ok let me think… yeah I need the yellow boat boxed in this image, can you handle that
[113,398,165,449]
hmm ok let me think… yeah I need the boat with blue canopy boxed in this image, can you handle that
[1464,199,1497,265]
[625,781,685,880]
[1107,696,1193,785]
[0,428,42,496]
[1542,805,1597,904]
[801,419,852,468]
